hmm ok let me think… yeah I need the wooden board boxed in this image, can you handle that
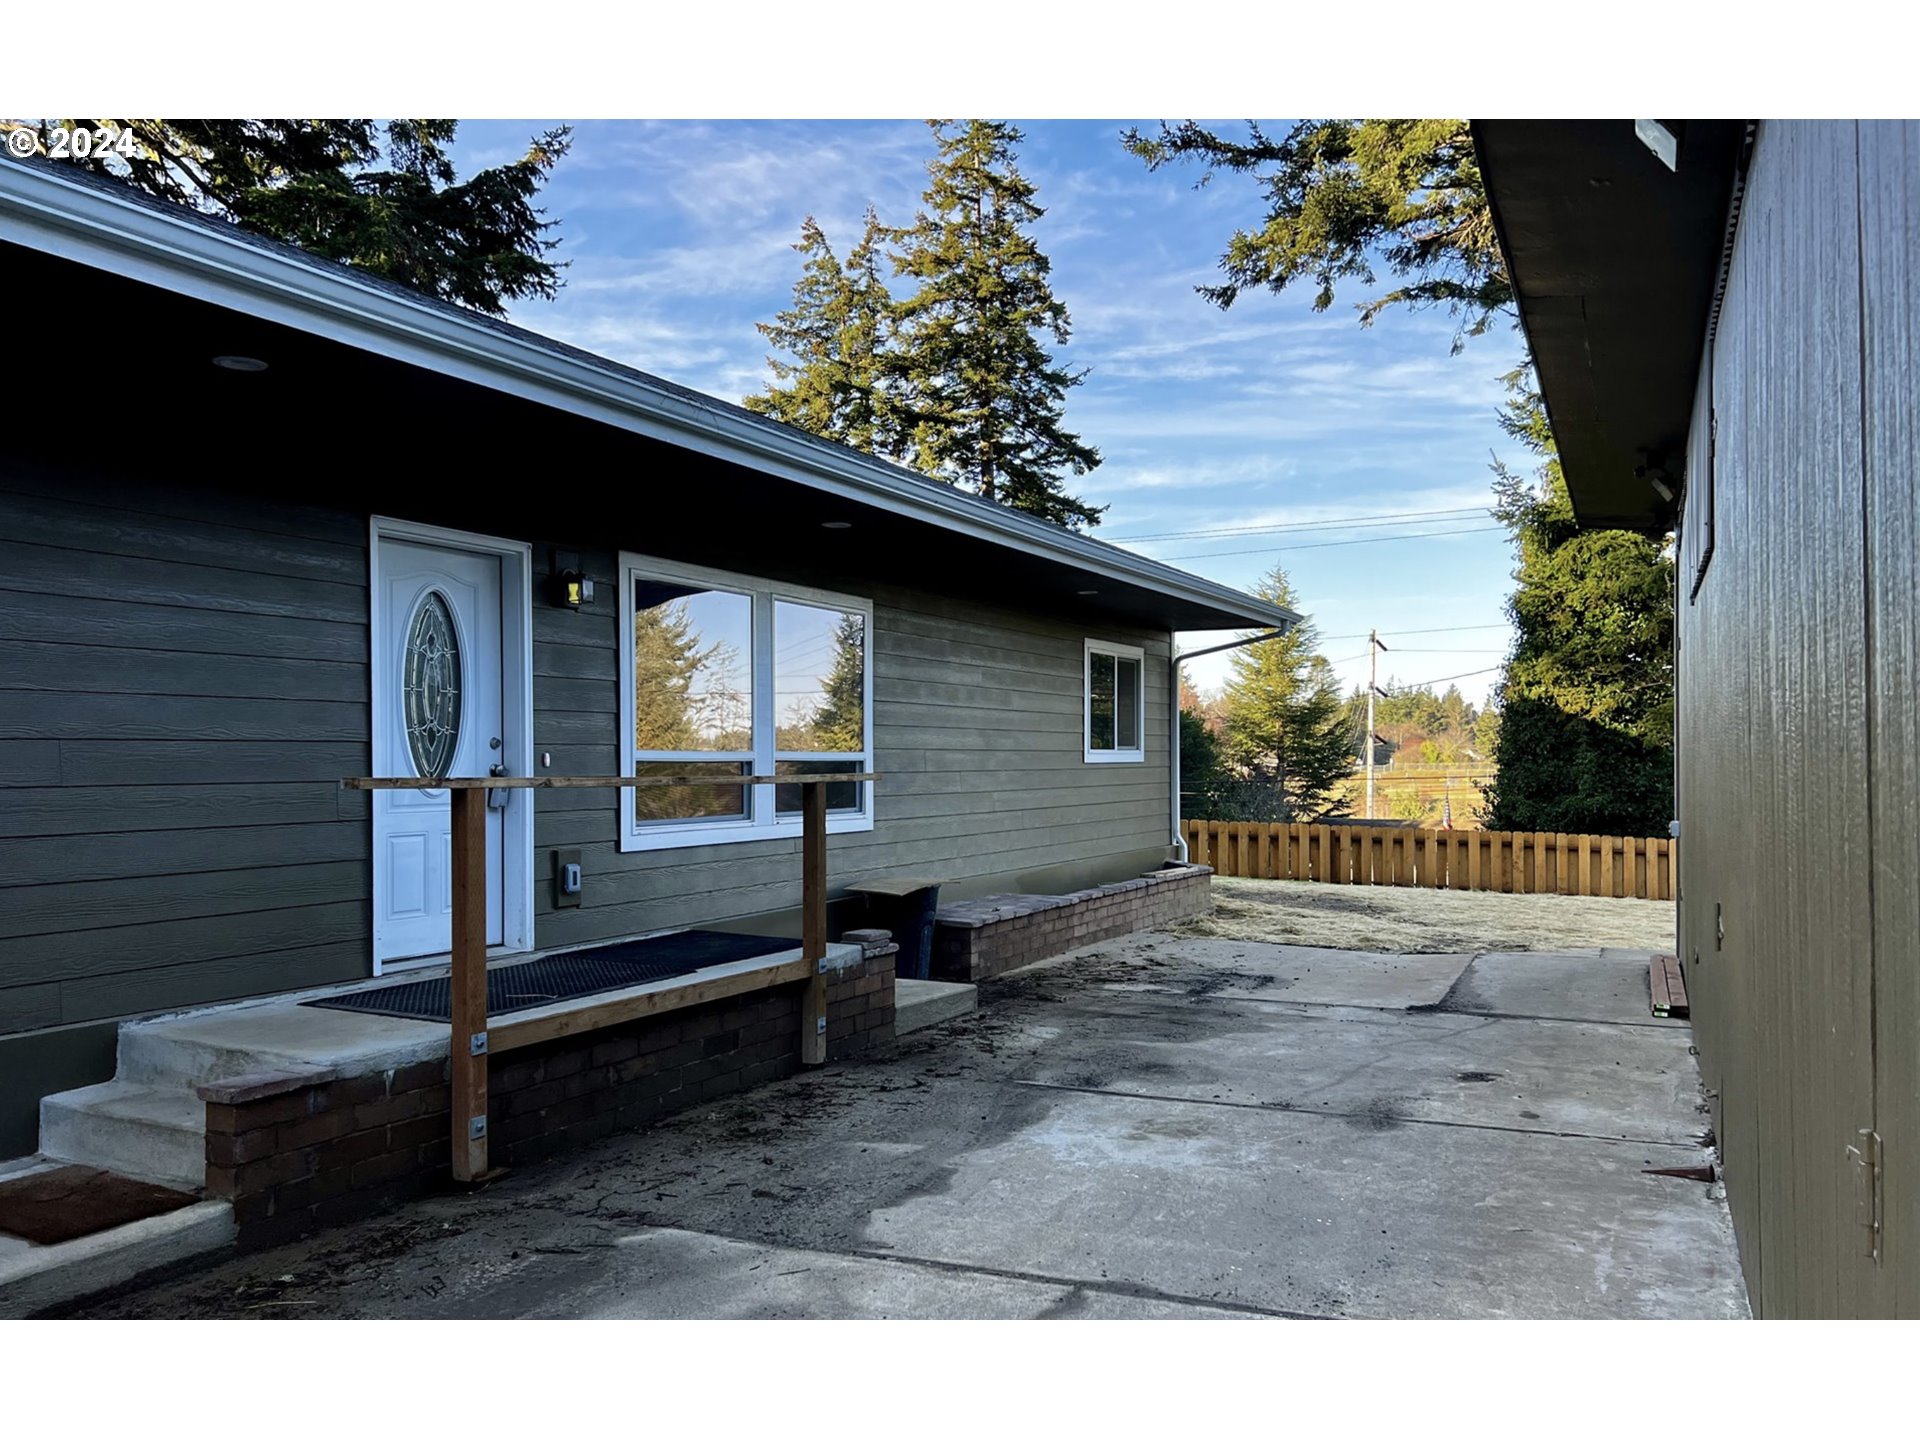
[1650,953,1690,1019]
[343,772,879,790]
[491,955,814,1053]
[449,787,490,1182]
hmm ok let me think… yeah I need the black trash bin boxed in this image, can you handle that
[845,878,943,980]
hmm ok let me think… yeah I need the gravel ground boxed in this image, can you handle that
[1174,877,1676,955]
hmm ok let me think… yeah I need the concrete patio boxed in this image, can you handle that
[67,932,1748,1319]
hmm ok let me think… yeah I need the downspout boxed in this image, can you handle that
[1170,626,1295,861]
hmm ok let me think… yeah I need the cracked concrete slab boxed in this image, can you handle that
[1011,996,1710,1146]
[65,936,1747,1321]
[858,1085,1743,1319]
[1439,949,1686,1027]
[1031,934,1476,1009]
[437,1227,1254,1320]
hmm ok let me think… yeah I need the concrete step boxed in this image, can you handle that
[895,978,978,1036]
[39,1082,206,1191]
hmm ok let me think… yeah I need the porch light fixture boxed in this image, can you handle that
[211,354,268,372]
[552,569,594,609]
[1076,588,1098,596]
[820,520,852,530]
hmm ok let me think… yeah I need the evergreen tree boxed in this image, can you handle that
[745,211,899,455]
[1125,116,1677,830]
[1217,567,1354,821]
[1179,705,1231,820]
[1122,119,1506,348]
[889,120,1104,529]
[5,119,569,315]
[1480,399,1675,835]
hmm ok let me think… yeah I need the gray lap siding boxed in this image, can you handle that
[0,470,1171,1152]
[529,557,1173,949]
[0,472,373,1043]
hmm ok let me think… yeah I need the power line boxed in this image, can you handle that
[1157,524,1505,563]
[1316,622,1512,642]
[1388,664,1504,689]
[1110,505,1488,543]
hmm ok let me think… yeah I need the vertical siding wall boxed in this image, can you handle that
[531,562,1172,951]
[1678,120,1919,1316]
[0,467,374,1040]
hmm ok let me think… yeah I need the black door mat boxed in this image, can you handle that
[302,930,797,1023]
[0,1165,199,1246]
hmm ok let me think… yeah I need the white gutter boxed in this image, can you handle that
[0,158,1296,634]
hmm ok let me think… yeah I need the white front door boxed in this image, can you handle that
[373,536,510,965]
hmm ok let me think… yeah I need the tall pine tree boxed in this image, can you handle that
[745,210,898,455]
[3,119,569,315]
[1217,567,1354,821]
[888,120,1104,529]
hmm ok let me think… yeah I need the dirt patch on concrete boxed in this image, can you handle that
[1174,878,1675,955]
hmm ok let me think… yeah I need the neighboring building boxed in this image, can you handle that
[0,159,1292,1162]
[1477,119,1917,1316]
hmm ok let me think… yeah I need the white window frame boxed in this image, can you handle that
[1084,638,1147,764]
[617,552,875,853]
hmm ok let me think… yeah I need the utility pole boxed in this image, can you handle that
[1365,630,1389,819]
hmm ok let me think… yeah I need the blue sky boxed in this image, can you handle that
[456,119,1530,705]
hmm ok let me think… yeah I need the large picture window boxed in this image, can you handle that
[618,555,873,851]
[1085,638,1145,764]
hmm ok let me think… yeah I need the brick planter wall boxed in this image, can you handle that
[198,939,895,1248]
[930,863,1212,984]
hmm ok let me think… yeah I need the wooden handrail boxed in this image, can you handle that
[348,773,871,1183]
[342,772,879,790]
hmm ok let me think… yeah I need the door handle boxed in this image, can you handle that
[487,762,511,810]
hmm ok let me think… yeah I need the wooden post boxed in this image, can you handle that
[450,786,490,1183]
[800,780,829,1066]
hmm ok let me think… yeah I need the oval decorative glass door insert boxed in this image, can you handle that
[402,590,463,779]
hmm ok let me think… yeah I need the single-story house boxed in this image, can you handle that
[1475,118,1918,1317]
[0,152,1292,1220]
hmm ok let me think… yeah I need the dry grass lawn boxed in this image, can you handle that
[1174,876,1677,955]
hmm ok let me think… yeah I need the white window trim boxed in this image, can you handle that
[1084,638,1147,764]
[617,552,875,853]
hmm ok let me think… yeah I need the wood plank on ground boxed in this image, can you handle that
[1650,953,1690,1019]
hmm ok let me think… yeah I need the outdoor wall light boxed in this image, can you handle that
[211,354,268,372]
[553,570,594,609]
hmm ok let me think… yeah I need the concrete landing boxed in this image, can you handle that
[895,979,977,1036]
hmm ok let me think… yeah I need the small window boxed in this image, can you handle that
[618,555,874,852]
[1085,639,1146,763]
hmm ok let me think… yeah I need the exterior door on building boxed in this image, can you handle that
[372,531,523,966]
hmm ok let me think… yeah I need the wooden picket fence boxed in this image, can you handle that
[1182,820,1675,901]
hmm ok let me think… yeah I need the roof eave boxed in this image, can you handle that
[0,159,1296,635]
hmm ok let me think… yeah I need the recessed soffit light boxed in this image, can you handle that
[212,354,269,372]
[820,520,853,530]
